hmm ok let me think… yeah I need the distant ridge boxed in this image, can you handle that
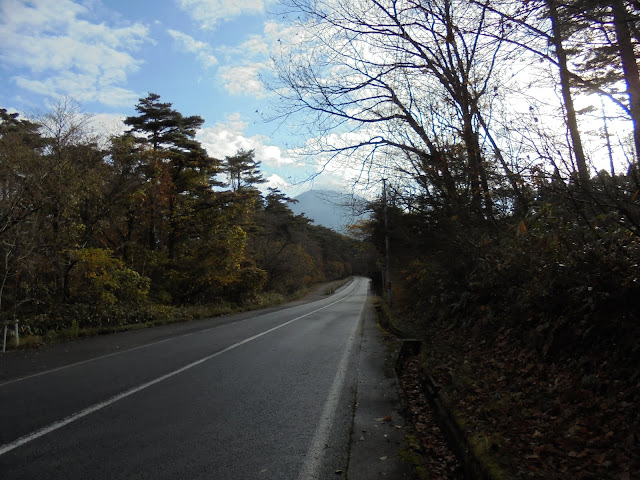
[289,190,369,232]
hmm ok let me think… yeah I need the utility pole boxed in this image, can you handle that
[383,178,392,305]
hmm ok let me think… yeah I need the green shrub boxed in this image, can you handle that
[67,247,150,306]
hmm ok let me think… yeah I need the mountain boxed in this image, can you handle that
[289,190,369,232]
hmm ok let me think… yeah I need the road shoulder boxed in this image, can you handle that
[347,298,414,479]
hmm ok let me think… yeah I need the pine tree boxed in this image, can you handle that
[222,149,266,192]
[554,0,640,163]
[123,93,221,258]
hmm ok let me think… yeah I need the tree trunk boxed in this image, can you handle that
[168,195,176,260]
[477,112,530,216]
[547,0,590,183]
[462,105,493,218]
[611,0,640,163]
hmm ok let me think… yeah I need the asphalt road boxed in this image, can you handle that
[0,276,409,479]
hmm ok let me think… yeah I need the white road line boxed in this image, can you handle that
[0,279,358,388]
[0,288,359,457]
[297,279,368,480]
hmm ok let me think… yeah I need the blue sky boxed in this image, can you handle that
[0,0,333,195]
[2,1,628,198]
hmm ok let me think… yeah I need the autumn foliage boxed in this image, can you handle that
[366,178,639,478]
[0,98,364,339]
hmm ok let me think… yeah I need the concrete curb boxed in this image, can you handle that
[395,339,493,480]
[346,299,414,479]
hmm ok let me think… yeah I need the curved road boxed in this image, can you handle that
[0,277,406,479]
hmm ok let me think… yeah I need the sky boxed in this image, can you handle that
[0,0,337,196]
[0,0,632,200]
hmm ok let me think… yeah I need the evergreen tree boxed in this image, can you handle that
[123,93,222,258]
[222,149,266,192]
[0,109,47,319]
[0,109,46,238]
[562,0,640,163]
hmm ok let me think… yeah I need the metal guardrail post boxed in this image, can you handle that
[1,320,20,352]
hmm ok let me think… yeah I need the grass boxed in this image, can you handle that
[398,435,430,480]
[3,281,349,351]
[469,432,509,480]
[321,277,352,296]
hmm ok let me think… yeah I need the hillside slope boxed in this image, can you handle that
[289,190,369,232]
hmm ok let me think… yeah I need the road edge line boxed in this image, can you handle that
[0,284,360,457]
[297,279,369,480]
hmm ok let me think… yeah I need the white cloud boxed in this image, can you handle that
[200,112,301,160]
[218,35,269,59]
[198,113,290,164]
[0,0,149,106]
[13,73,140,107]
[88,112,127,136]
[197,113,251,157]
[218,63,267,97]
[213,19,311,100]
[263,19,314,57]
[176,0,264,29]
[213,35,271,96]
[168,29,218,68]
[263,173,291,192]
[197,113,309,194]
[239,36,270,57]
[196,113,367,194]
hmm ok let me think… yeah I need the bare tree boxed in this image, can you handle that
[270,0,521,220]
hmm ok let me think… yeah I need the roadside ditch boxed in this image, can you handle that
[375,299,491,480]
